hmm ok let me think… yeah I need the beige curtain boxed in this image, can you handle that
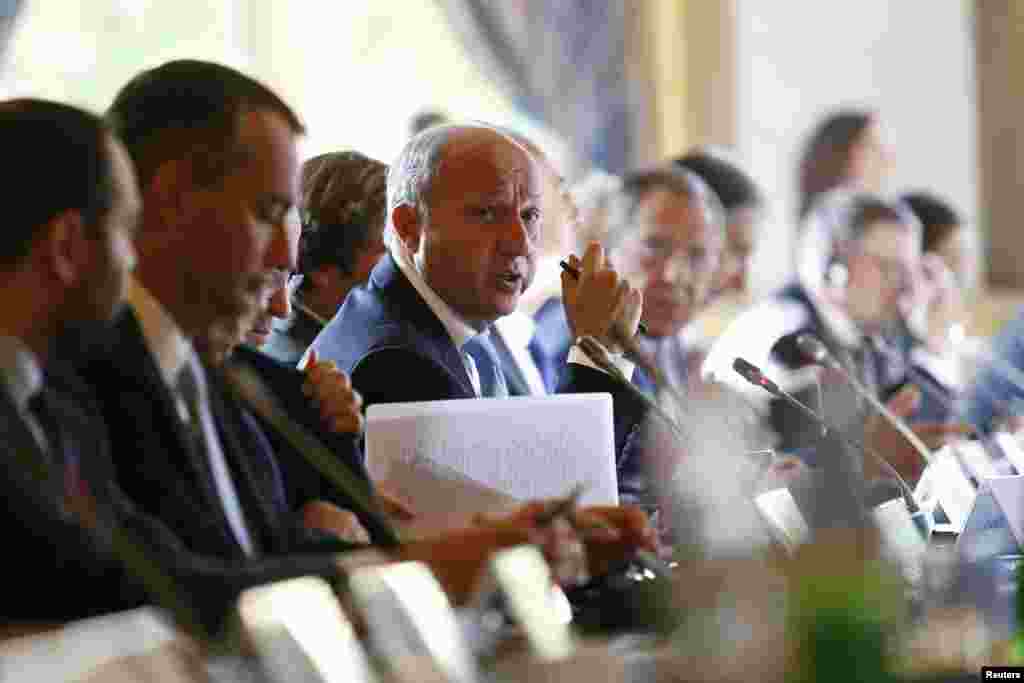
[434,0,655,174]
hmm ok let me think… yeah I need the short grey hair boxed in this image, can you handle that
[811,189,920,246]
[603,166,725,250]
[384,124,460,247]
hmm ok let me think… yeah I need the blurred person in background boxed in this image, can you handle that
[531,166,726,509]
[901,192,971,289]
[570,169,622,252]
[797,109,891,223]
[672,148,765,369]
[961,306,1024,435]
[705,192,963,483]
[263,151,388,366]
[534,166,725,395]
[894,191,972,424]
[674,147,764,299]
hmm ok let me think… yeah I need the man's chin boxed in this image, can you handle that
[491,298,522,321]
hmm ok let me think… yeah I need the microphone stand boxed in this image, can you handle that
[732,357,920,516]
[575,335,689,445]
[797,335,933,468]
[573,335,681,580]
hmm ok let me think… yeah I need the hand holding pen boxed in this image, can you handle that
[559,243,644,353]
[560,259,648,336]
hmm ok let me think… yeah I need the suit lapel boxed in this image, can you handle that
[106,313,242,553]
[0,389,60,496]
[373,255,476,396]
[203,366,283,555]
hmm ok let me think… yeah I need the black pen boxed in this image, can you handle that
[559,260,648,336]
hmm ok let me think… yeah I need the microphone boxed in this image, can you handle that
[576,336,688,444]
[794,334,932,467]
[732,357,820,425]
[732,356,920,514]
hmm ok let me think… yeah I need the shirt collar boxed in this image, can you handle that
[801,280,863,349]
[391,244,481,350]
[493,311,536,351]
[0,335,43,412]
[128,277,195,388]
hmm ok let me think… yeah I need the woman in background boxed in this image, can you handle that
[797,109,891,223]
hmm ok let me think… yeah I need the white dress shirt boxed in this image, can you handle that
[128,278,255,556]
[493,312,548,395]
[0,335,47,451]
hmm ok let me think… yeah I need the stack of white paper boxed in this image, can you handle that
[365,394,617,531]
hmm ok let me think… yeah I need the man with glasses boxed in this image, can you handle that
[532,166,727,503]
[706,192,959,482]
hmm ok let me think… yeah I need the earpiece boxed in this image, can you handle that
[825,260,849,288]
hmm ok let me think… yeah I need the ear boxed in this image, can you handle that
[391,204,422,253]
[45,209,90,286]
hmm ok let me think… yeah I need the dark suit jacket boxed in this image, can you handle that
[261,304,323,367]
[768,283,910,456]
[75,311,307,559]
[2,353,354,635]
[0,359,148,622]
[229,344,400,545]
[307,255,648,490]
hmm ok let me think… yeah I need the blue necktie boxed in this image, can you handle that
[464,332,509,398]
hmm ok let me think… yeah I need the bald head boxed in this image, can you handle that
[387,125,537,225]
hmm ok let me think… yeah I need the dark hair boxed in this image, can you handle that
[673,149,762,212]
[299,151,388,283]
[899,191,962,253]
[798,109,875,220]
[604,166,723,249]
[0,98,114,265]
[106,59,304,188]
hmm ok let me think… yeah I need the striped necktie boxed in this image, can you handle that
[464,332,509,398]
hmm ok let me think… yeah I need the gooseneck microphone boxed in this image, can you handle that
[732,357,822,425]
[576,335,687,443]
[731,356,919,514]
[794,334,932,467]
